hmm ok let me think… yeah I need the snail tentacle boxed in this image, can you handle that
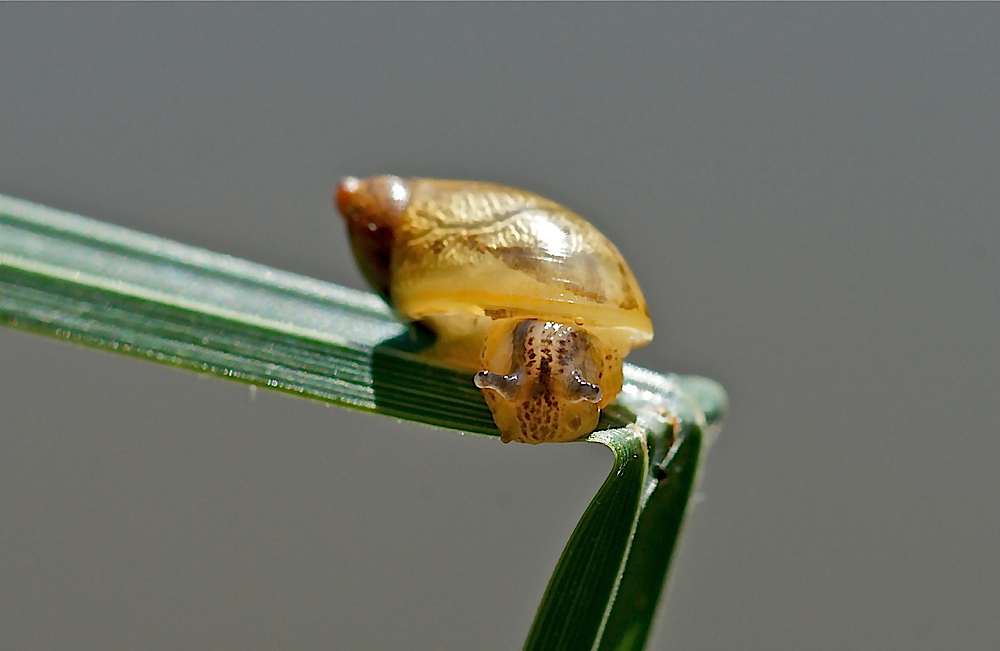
[567,370,603,404]
[474,370,522,402]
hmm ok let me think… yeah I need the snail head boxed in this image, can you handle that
[475,320,607,444]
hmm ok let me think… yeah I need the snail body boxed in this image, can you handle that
[336,175,653,444]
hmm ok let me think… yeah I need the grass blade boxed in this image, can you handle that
[526,370,723,651]
[0,193,727,650]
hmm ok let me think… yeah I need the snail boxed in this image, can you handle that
[335,175,653,444]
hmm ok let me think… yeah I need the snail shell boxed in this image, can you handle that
[336,175,653,444]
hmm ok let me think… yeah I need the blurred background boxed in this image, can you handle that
[1,5,997,650]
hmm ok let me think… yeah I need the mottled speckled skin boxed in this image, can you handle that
[336,175,653,444]
[477,320,607,443]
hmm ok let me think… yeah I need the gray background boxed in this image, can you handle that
[1,5,997,650]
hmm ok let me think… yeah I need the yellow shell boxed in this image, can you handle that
[336,175,653,444]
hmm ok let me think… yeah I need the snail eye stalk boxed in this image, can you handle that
[474,370,521,402]
[567,370,602,404]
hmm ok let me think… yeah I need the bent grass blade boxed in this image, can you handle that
[0,193,727,650]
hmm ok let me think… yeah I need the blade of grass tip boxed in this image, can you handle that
[595,428,703,651]
[526,371,726,651]
[524,426,649,651]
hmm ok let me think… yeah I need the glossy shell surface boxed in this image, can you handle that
[336,175,654,443]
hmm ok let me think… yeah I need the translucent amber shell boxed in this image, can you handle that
[336,175,653,443]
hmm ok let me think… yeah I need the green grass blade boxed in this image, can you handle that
[0,193,727,650]
[0,193,500,433]
[524,427,648,650]
[526,371,723,651]
[596,427,703,651]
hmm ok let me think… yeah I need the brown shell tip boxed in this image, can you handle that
[335,176,362,213]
